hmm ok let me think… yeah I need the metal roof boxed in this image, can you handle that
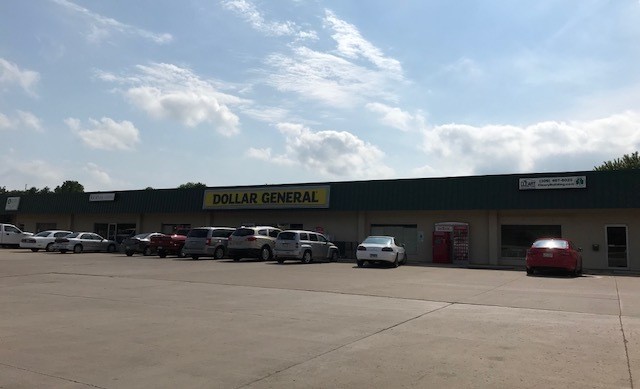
[2,170,639,214]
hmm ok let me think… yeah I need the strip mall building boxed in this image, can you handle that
[2,170,639,272]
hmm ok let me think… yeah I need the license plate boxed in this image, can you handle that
[370,254,378,258]
[543,252,553,258]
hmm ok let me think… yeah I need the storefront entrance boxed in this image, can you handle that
[606,225,628,268]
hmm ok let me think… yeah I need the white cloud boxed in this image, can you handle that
[0,155,64,190]
[65,117,140,151]
[83,162,113,186]
[0,58,40,96]
[0,110,43,131]
[324,10,402,76]
[265,47,398,108]
[443,57,484,81]
[365,103,425,132]
[52,0,173,44]
[248,122,394,179]
[421,111,640,176]
[98,63,244,136]
[16,111,43,131]
[222,0,317,40]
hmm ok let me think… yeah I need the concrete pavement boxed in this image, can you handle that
[1,249,638,388]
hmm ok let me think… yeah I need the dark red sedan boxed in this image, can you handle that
[525,238,583,276]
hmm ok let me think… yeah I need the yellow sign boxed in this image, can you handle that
[203,186,330,209]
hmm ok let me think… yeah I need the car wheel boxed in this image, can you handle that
[214,246,225,260]
[260,246,272,261]
[401,252,408,265]
[526,267,534,276]
[392,254,399,268]
[177,248,186,258]
[330,250,338,262]
[143,246,152,256]
[125,251,134,257]
[302,251,312,264]
[191,255,199,260]
[60,249,68,254]
[73,244,83,254]
[46,243,54,252]
[107,244,116,253]
[158,250,167,258]
[356,260,364,268]
[31,248,39,252]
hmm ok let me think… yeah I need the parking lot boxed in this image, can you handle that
[1,250,639,388]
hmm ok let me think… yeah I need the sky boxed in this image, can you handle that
[1,0,640,192]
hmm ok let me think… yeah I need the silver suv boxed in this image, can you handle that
[274,230,340,264]
[182,227,235,260]
[227,226,282,261]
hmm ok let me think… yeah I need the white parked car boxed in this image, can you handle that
[356,236,407,268]
[274,230,340,264]
[52,232,117,254]
[20,230,73,252]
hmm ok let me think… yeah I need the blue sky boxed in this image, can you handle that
[1,0,639,191]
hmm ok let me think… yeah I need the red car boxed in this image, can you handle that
[525,238,583,276]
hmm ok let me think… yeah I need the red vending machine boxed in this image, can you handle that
[433,222,469,264]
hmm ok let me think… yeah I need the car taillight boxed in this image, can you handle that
[381,247,393,252]
[357,246,366,251]
[206,238,211,246]
[247,236,257,241]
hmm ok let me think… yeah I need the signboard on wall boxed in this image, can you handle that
[89,193,116,202]
[519,176,586,190]
[203,186,330,210]
[5,197,20,211]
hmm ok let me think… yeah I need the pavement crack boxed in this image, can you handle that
[234,302,453,389]
[615,277,634,389]
[0,362,107,388]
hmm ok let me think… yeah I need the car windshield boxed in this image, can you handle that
[35,231,52,237]
[66,233,80,238]
[233,228,255,237]
[187,229,209,238]
[278,232,297,240]
[211,229,233,238]
[363,236,392,245]
[532,239,568,249]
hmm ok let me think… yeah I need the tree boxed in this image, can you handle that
[177,182,206,189]
[594,152,640,171]
[54,180,85,193]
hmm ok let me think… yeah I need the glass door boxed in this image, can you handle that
[107,223,117,242]
[606,225,628,268]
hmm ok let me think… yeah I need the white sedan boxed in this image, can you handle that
[52,232,117,254]
[20,230,73,252]
[356,236,407,268]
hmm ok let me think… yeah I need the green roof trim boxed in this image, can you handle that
[2,170,639,214]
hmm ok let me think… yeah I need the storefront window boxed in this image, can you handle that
[501,225,561,258]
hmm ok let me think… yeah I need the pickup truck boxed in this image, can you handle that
[150,229,190,258]
[0,223,33,247]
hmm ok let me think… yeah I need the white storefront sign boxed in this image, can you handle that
[89,193,116,202]
[519,176,587,190]
[5,197,20,211]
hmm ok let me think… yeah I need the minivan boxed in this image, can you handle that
[274,230,340,264]
[182,227,235,260]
